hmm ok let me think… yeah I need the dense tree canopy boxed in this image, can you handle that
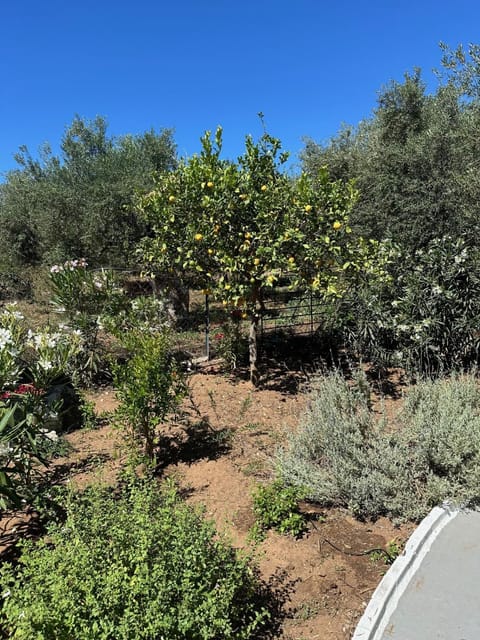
[301,45,480,252]
[0,116,177,268]
[138,125,385,382]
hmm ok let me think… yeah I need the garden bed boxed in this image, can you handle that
[1,366,414,640]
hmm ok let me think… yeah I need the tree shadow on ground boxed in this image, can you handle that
[256,330,347,393]
[155,417,233,471]
[363,364,408,400]
[251,569,298,640]
[0,509,44,564]
[46,452,113,484]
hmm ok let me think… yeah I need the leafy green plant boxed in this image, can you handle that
[369,539,402,565]
[77,394,98,430]
[0,400,51,510]
[213,319,248,370]
[113,329,187,467]
[251,480,307,538]
[0,480,270,639]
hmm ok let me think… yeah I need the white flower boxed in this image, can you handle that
[38,358,53,370]
[32,334,43,349]
[0,328,13,350]
[50,264,63,274]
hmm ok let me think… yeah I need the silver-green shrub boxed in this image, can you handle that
[277,372,480,522]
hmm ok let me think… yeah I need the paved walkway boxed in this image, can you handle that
[353,507,480,640]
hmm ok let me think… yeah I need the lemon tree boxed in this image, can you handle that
[139,126,380,383]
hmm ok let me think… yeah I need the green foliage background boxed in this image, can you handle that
[0,116,176,268]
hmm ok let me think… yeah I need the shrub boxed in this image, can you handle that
[49,259,130,384]
[0,399,52,510]
[213,319,248,370]
[342,236,480,376]
[0,305,83,510]
[251,480,307,537]
[113,329,187,466]
[0,481,270,639]
[276,371,480,522]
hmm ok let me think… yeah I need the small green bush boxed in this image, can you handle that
[276,371,480,522]
[0,480,270,639]
[251,480,307,538]
[113,329,187,466]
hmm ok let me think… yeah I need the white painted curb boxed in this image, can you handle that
[352,504,459,640]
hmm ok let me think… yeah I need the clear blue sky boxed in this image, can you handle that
[1,0,479,176]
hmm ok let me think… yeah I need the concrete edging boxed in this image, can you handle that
[352,504,459,640]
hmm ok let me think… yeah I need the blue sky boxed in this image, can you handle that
[1,0,479,176]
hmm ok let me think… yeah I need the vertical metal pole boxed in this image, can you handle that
[310,291,314,335]
[205,293,210,360]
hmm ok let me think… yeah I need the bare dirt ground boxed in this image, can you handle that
[0,365,415,640]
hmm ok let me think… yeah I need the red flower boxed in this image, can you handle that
[15,384,44,396]
[214,333,224,341]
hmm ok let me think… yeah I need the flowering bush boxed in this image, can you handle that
[49,259,129,383]
[25,326,83,389]
[0,394,55,510]
[103,295,169,335]
[49,259,126,320]
[0,306,83,509]
[0,304,26,389]
[342,236,480,376]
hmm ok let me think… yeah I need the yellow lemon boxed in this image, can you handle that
[168,195,175,203]
[261,185,267,191]
[194,233,203,241]
[245,231,252,239]
[207,181,214,188]
[333,221,342,230]
[305,204,312,212]
[253,258,260,266]
[288,257,295,264]
[207,248,214,255]
[241,312,248,319]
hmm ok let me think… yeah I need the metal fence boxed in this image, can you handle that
[92,268,328,361]
[259,289,326,338]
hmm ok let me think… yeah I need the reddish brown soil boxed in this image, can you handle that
[0,367,415,640]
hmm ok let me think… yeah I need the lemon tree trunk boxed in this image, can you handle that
[248,315,260,386]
